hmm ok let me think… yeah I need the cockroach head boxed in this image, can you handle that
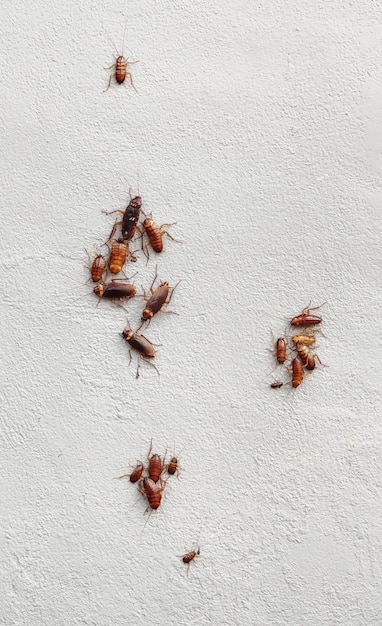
[131,196,142,209]
[142,309,154,321]
[121,328,133,342]
[93,284,104,297]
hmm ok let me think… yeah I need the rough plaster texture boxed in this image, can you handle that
[0,0,382,624]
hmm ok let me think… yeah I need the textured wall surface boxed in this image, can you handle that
[0,1,381,624]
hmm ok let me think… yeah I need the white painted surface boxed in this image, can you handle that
[0,1,381,624]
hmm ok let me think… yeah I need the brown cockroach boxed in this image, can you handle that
[292,334,316,346]
[94,281,136,302]
[275,337,287,364]
[295,343,321,371]
[148,454,163,483]
[290,303,325,327]
[181,547,200,574]
[142,214,179,258]
[89,254,107,283]
[141,477,163,510]
[116,461,144,483]
[121,326,158,378]
[104,55,138,92]
[108,239,129,274]
[146,440,164,483]
[141,270,179,321]
[105,195,142,244]
[166,456,180,476]
[291,357,304,388]
[270,380,284,389]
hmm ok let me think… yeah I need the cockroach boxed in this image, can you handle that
[104,56,138,92]
[121,196,142,241]
[290,303,326,327]
[89,254,107,283]
[109,239,129,274]
[295,343,321,371]
[270,381,283,389]
[105,196,142,244]
[167,456,179,476]
[142,214,179,258]
[275,337,287,364]
[141,477,163,510]
[181,548,200,574]
[116,461,144,483]
[121,326,158,378]
[291,357,304,388]
[141,270,179,321]
[146,440,164,483]
[292,334,316,346]
[148,454,163,483]
[94,281,136,302]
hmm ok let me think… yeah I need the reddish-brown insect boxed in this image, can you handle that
[105,196,142,243]
[109,239,129,274]
[104,55,138,92]
[295,343,321,371]
[141,477,163,510]
[275,337,287,364]
[148,454,163,482]
[89,254,107,283]
[142,270,179,321]
[121,326,158,378]
[181,547,200,574]
[270,380,283,389]
[291,357,304,388]
[129,462,144,483]
[167,456,180,476]
[94,281,136,302]
[146,440,164,483]
[290,303,325,327]
[292,334,316,346]
[116,461,144,483]
[142,214,179,258]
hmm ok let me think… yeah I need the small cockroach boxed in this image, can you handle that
[146,440,164,483]
[116,461,144,484]
[290,303,325,327]
[181,548,200,574]
[167,456,179,476]
[142,214,179,258]
[121,326,158,378]
[148,454,163,483]
[142,270,179,321]
[270,381,283,389]
[89,254,107,283]
[121,196,142,241]
[275,337,287,364]
[141,477,163,510]
[94,281,136,302]
[109,239,129,274]
[292,334,316,346]
[128,462,144,483]
[295,343,321,371]
[105,196,142,243]
[104,56,138,92]
[291,357,304,388]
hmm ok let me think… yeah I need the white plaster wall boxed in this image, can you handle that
[0,0,381,624]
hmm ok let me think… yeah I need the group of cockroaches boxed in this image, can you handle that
[117,440,200,572]
[88,192,180,377]
[86,30,181,377]
[88,29,197,573]
[117,440,178,511]
[271,303,325,389]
